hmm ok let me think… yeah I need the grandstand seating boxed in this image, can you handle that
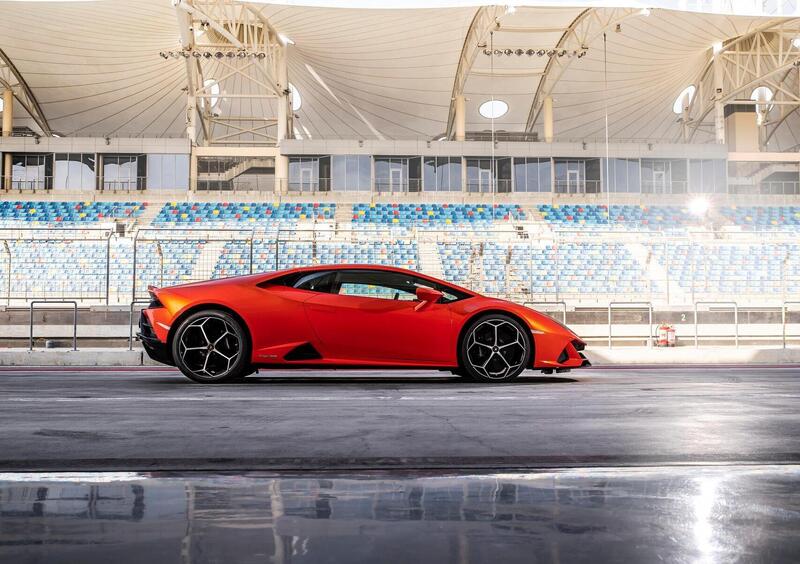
[153,202,335,226]
[651,243,800,295]
[2,200,799,305]
[0,201,145,225]
[213,240,278,278]
[438,241,655,296]
[4,239,110,299]
[317,241,419,269]
[537,204,693,230]
[352,203,525,226]
[719,206,800,229]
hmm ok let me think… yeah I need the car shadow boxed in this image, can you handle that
[143,371,578,386]
[241,374,578,385]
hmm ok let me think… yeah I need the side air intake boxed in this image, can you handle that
[284,343,323,361]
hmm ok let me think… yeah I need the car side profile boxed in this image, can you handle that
[138,264,589,383]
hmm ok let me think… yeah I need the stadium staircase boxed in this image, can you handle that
[417,240,444,278]
[190,241,225,282]
[334,206,354,230]
[134,204,162,230]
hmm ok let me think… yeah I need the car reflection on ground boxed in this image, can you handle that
[1,466,799,564]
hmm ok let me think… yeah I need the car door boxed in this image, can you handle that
[303,269,455,364]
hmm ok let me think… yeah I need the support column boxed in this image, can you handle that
[276,44,290,143]
[1,89,12,137]
[96,154,104,191]
[2,89,12,190]
[189,151,198,192]
[275,42,290,195]
[713,52,725,144]
[681,101,690,142]
[454,95,466,141]
[2,153,10,191]
[274,154,288,195]
[186,94,197,143]
[543,96,554,143]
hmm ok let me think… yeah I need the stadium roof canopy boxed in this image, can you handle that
[2,0,800,149]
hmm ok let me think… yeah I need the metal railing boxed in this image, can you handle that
[782,301,800,348]
[607,302,653,349]
[694,301,739,347]
[0,226,796,310]
[128,299,152,350]
[29,300,77,351]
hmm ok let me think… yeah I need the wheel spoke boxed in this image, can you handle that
[178,315,242,379]
[466,318,528,380]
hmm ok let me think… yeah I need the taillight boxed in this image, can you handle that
[148,290,163,309]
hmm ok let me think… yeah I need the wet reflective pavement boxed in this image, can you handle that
[1,367,799,471]
[1,466,799,563]
[1,367,799,561]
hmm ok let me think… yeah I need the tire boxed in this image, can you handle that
[171,310,251,383]
[459,314,532,383]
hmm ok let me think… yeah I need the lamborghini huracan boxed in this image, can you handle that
[138,265,589,383]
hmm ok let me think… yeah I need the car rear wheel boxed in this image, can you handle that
[459,314,531,383]
[171,310,251,383]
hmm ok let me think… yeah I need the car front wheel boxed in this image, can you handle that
[459,314,531,383]
[171,310,251,383]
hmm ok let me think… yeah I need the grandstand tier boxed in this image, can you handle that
[0,199,797,306]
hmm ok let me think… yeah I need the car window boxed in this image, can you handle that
[333,270,467,303]
[293,271,336,293]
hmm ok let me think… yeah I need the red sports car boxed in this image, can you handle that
[138,264,589,383]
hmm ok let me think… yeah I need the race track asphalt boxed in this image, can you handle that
[0,366,797,471]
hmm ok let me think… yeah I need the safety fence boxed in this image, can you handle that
[0,226,798,308]
[20,299,800,351]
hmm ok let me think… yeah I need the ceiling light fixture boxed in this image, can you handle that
[482,47,587,58]
[158,49,273,60]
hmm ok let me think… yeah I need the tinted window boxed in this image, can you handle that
[333,270,468,303]
[294,271,336,293]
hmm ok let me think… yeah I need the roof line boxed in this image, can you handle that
[0,47,52,136]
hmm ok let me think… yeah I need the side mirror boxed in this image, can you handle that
[414,286,443,311]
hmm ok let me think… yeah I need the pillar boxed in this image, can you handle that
[186,94,196,143]
[454,95,466,141]
[543,96,554,143]
[2,153,10,191]
[713,53,725,144]
[275,42,290,195]
[189,151,198,192]
[277,44,290,143]
[681,96,690,142]
[1,89,12,137]
[2,89,11,190]
[274,154,288,195]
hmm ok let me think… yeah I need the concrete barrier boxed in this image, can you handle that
[584,346,800,366]
[0,348,143,367]
[0,346,799,368]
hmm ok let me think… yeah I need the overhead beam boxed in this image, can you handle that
[525,7,639,133]
[445,6,502,140]
[172,0,288,147]
[0,47,51,136]
[682,19,800,143]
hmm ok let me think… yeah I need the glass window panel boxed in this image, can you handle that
[513,158,526,192]
[358,155,371,191]
[423,157,436,191]
[174,155,189,190]
[331,155,346,191]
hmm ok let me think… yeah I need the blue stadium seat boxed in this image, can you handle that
[720,206,800,230]
[352,203,526,227]
[0,201,145,225]
[153,202,335,227]
[536,204,693,230]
